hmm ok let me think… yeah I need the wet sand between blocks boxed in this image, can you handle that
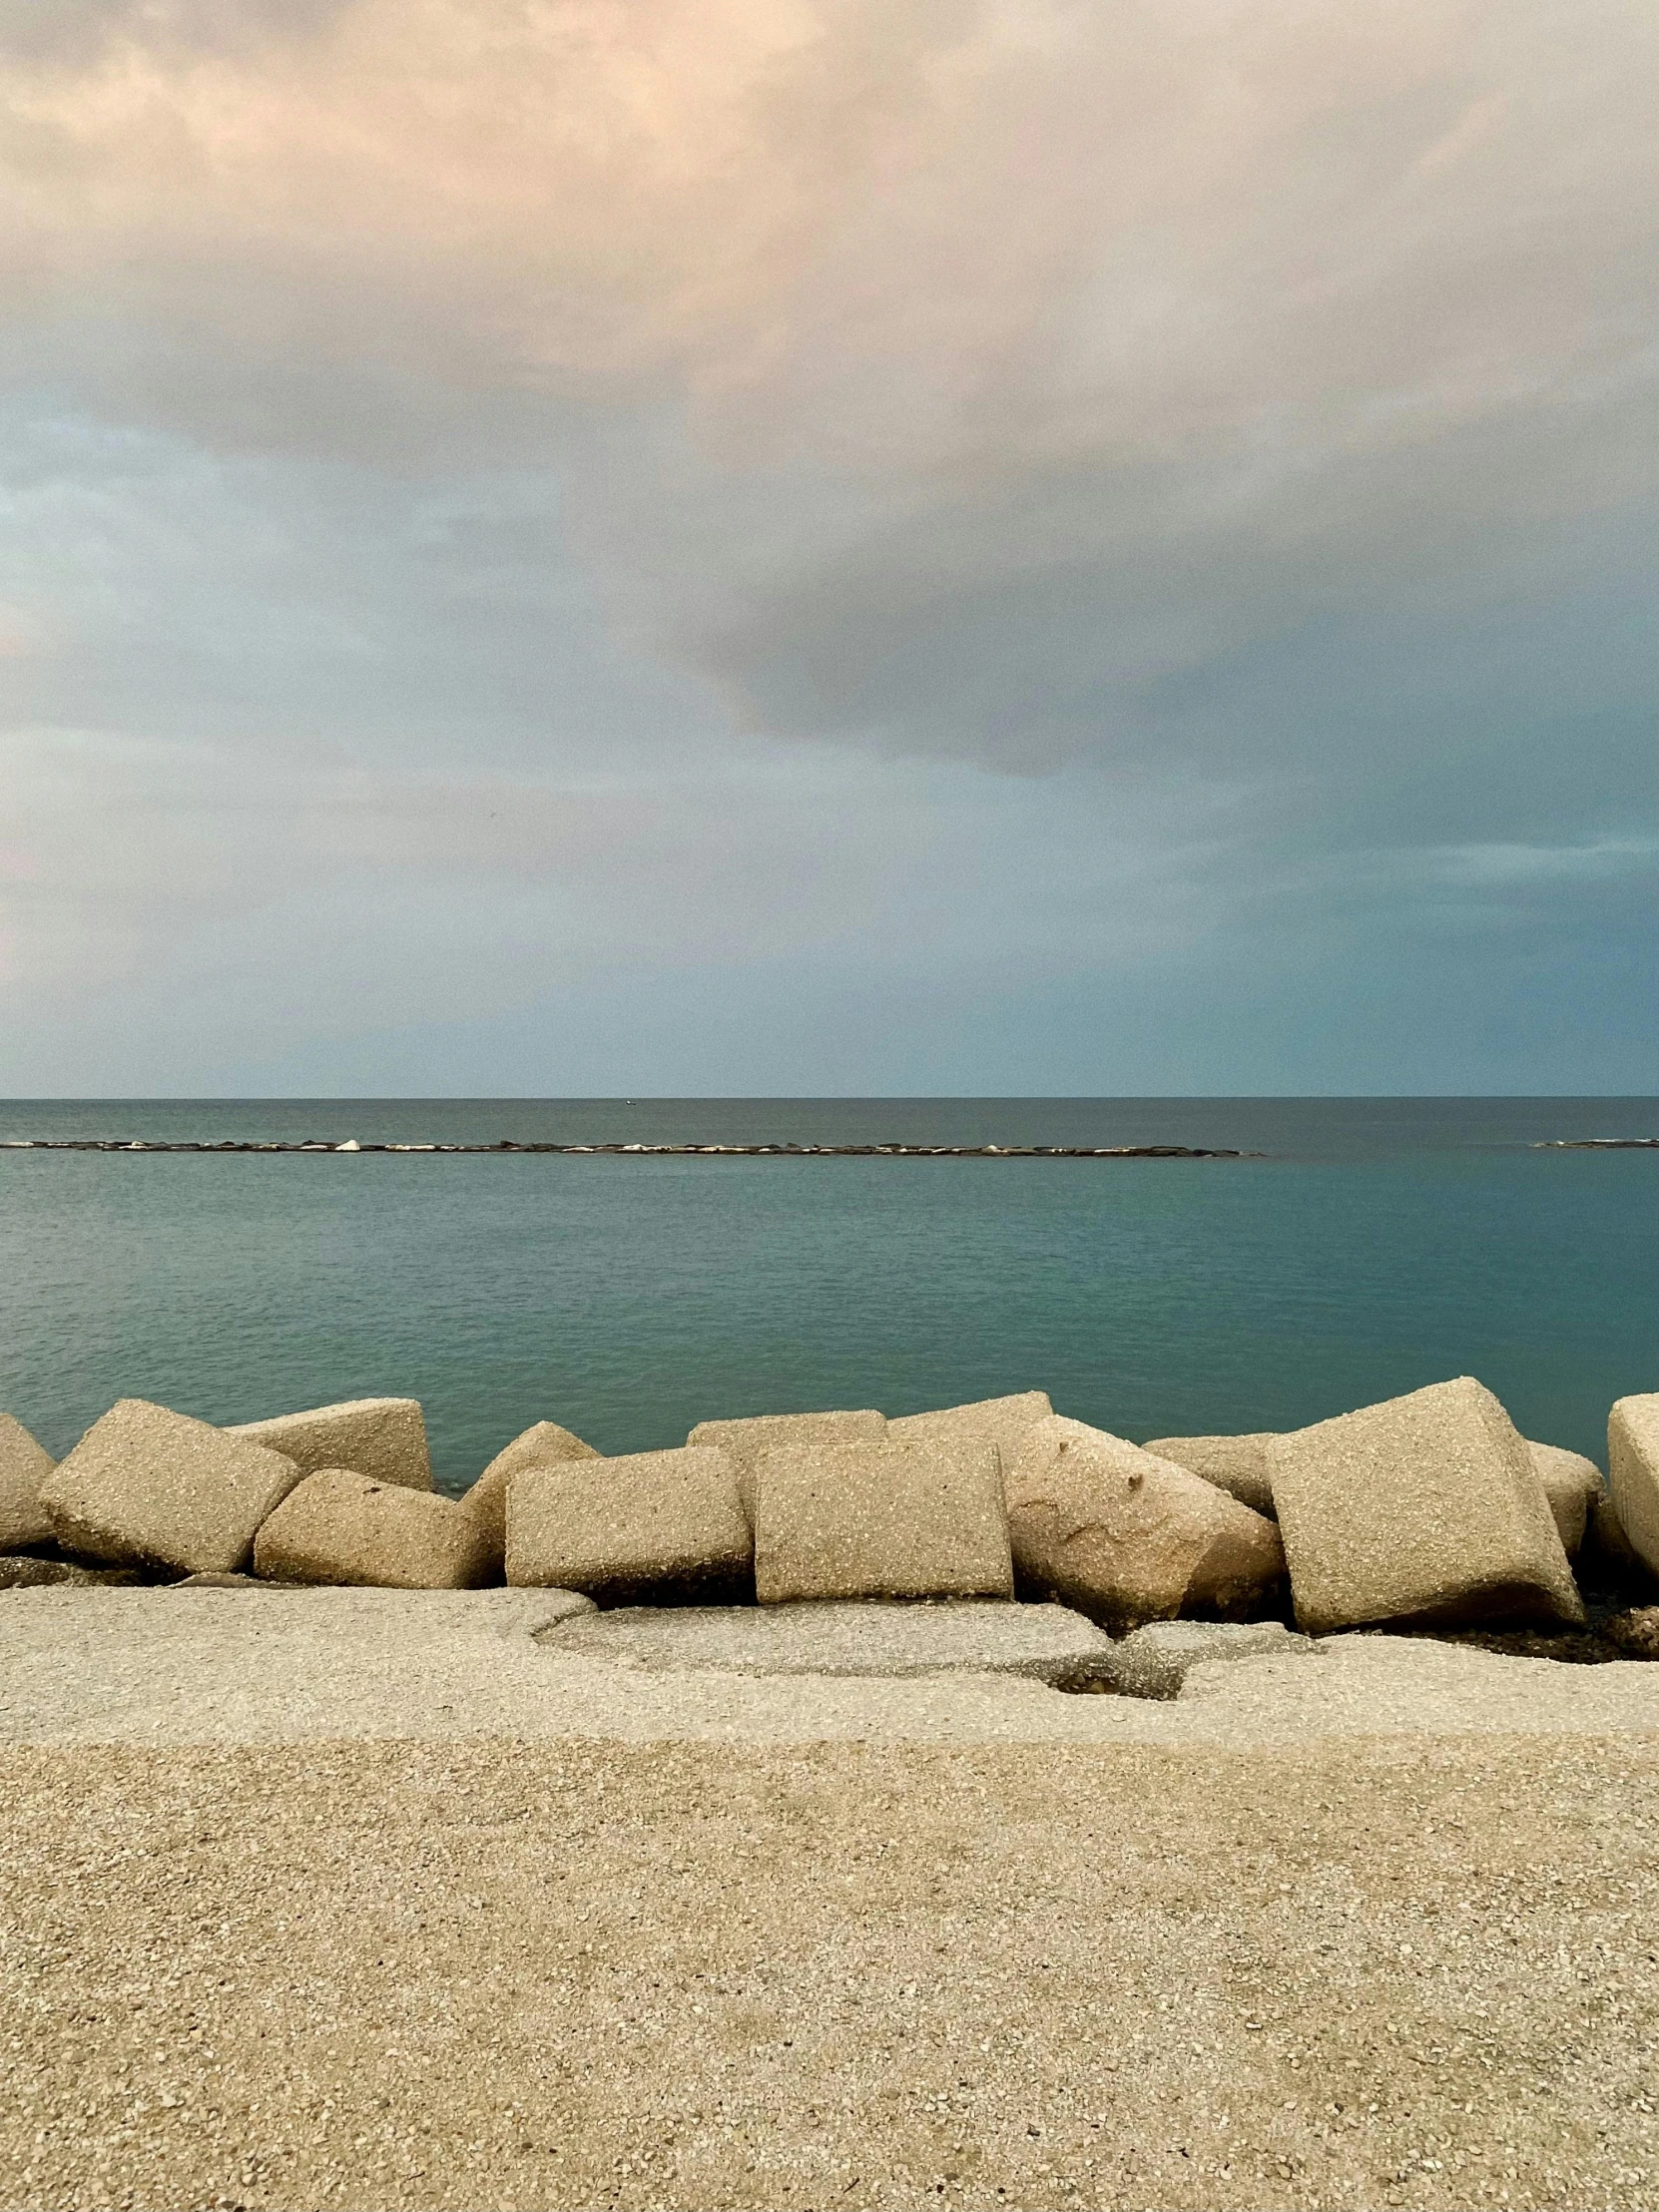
[4,1733,1659,2212]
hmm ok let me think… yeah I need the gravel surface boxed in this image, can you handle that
[3,1736,1658,2211]
[4,1591,1659,2211]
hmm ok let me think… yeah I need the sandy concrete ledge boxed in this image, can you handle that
[2,1585,1659,1748]
[4,1592,1659,2212]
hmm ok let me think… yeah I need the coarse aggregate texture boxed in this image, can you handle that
[507,1445,752,1602]
[0,1411,54,1550]
[1270,1380,1583,1634]
[39,1399,302,1576]
[253,1471,493,1591]
[1104,1620,1313,1699]
[753,1437,1013,1604]
[4,1588,1659,1749]
[885,1391,1053,1464]
[3,1733,1659,2212]
[464,1422,601,1552]
[539,1599,1116,1684]
[1141,1433,1279,1518]
[686,1410,887,1517]
[1609,1394,1659,1576]
[227,1397,434,1493]
[1006,1418,1283,1626]
[1526,1441,1603,1554]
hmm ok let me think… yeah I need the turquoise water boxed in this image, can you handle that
[0,1099,1653,1490]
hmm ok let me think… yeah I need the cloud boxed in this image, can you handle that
[0,0,1653,1087]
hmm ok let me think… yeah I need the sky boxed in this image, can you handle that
[0,0,1654,1097]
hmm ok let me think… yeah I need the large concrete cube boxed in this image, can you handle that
[1269,1377,1583,1634]
[1609,1395,1659,1577]
[0,1413,55,1551]
[227,1397,432,1491]
[463,1420,602,1558]
[887,1391,1052,1464]
[1527,1440,1603,1555]
[687,1409,886,1518]
[253,1469,493,1589]
[752,1435,1013,1604]
[1141,1432,1279,1517]
[1004,1416,1282,1629]
[506,1445,751,1602]
[41,1399,302,1574]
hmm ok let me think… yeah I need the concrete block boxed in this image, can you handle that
[1526,1440,1602,1554]
[887,1391,1052,1465]
[228,1397,432,1491]
[506,1445,751,1603]
[1004,1416,1283,1629]
[253,1469,493,1589]
[0,1413,55,1551]
[752,1436,1013,1604]
[463,1420,602,1558]
[1610,1395,1659,1578]
[1141,1432,1278,1517]
[687,1409,886,1517]
[41,1399,303,1575]
[1270,1377,1583,1634]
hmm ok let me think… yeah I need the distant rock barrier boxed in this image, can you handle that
[0,1138,1248,1157]
[4,1384,1658,1678]
[1532,1137,1659,1148]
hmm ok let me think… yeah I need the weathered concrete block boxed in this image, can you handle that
[538,1597,1114,1684]
[41,1399,302,1574]
[463,1420,602,1557]
[506,1445,751,1602]
[0,1413,55,1551]
[253,1469,493,1589]
[887,1391,1052,1465]
[1269,1377,1583,1634]
[1610,1395,1659,1577]
[687,1409,886,1517]
[1526,1440,1602,1555]
[228,1397,432,1491]
[1141,1432,1278,1517]
[1004,1416,1282,1629]
[1108,1619,1313,1699]
[752,1436,1013,1604]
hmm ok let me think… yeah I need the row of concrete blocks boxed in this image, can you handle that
[4,1382,1657,1632]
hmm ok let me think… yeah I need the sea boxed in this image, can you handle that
[1,1098,1653,1490]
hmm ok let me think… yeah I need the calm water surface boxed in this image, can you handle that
[1,1098,1653,1487]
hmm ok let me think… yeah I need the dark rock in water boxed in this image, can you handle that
[0,1553,149,1588]
[1605,1606,1659,1660]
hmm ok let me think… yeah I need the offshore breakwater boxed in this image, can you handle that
[0,1137,1247,1158]
[3,1098,1652,1482]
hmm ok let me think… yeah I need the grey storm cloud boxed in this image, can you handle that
[0,0,1654,1091]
